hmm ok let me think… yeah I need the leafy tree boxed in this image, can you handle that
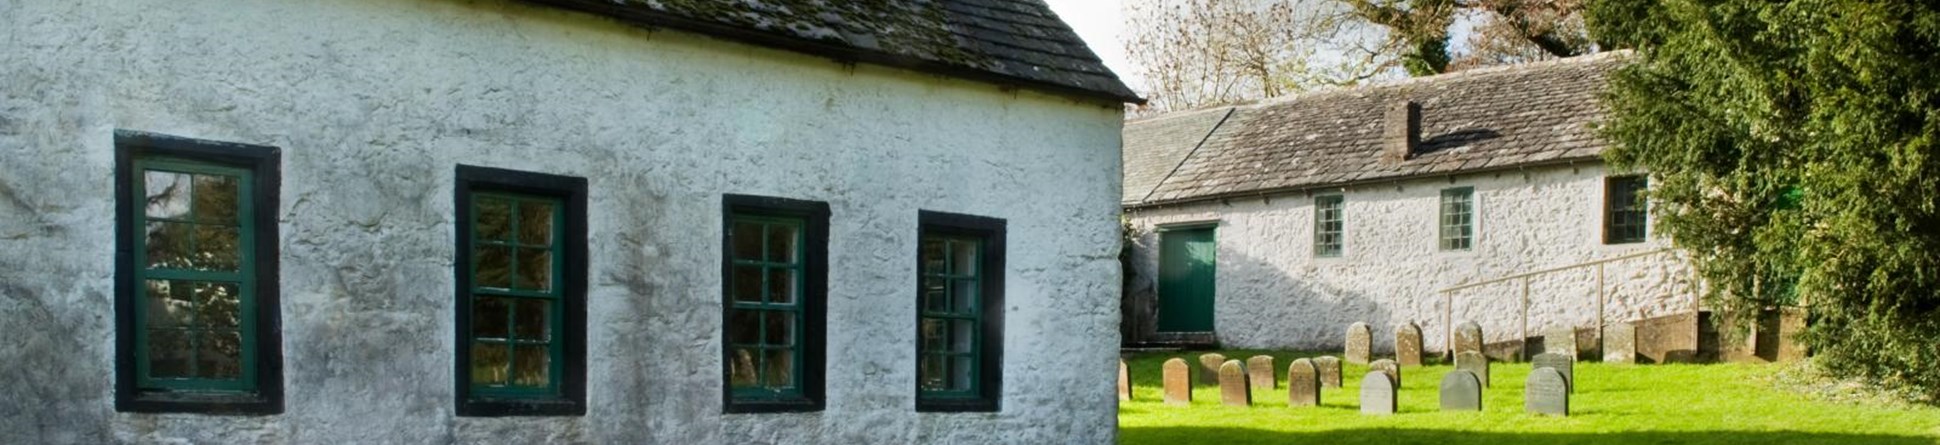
[1594,0,1940,401]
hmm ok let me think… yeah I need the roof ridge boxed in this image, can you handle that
[1133,51,1632,119]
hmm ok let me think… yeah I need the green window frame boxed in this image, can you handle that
[915,210,1004,413]
[1439,187,1474,251]
[721,195,829,413]
[1314,195,1345,257]
[1604,176,1648,244]
[114,130,283,414]
[453,165,587,417]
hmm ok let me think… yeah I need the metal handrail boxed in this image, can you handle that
[1435,247,1694,360]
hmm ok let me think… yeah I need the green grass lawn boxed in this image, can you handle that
[1120,350,1940,445]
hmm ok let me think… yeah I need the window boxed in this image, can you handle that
[722,195,829,413]
[1439,187,1474,251]
[454,165,587,416]
[1314,195,1344,257]
[915,210,1005,412]
[114,130,282,414]
[1604,176,1648,244]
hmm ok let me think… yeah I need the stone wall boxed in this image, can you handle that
[1125,163,1694,354]
[0,0,1126,443]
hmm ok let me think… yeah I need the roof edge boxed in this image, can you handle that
[523,0,1147,105]
[1125,156,1605,209]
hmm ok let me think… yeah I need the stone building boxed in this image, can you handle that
[0,0,1138,443]
[1120,53,1698,358]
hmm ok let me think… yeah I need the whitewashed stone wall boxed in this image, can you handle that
[1126,163,1694,353]
[0,0,1125,443]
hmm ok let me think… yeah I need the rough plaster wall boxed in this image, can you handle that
[0,0,1125,443]
[1127,165,1695,353]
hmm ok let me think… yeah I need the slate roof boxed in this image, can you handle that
[523,0,1142,104]
[1124,52,1627,207]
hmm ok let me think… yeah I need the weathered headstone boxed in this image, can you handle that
[1454,321,1485,356]
[1369,359,1401,387]
[1162,358,1191,406]
[1545,325,1578,359]
[1603,322,1636,364]
[1314,356,1343,388]
[1118,359,1133,401]
[1345,322,1373,364]
[1395,322,1424,367]
[1360,372,1396,415]
[1218,360,1251,407]
[1454,351,1491,388]
[1246,355,1276,390]
[1439,370,1483,412]
[1525,367,1570,416]
[1531,353,1574,393]
[1287,358,1320,407]
[1197,353,1226,385]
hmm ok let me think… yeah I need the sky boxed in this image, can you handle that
[1042,0,1142,90]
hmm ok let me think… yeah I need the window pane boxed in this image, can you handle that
[767,269,795,304]
[950,279,978,314]
[921,277,948,313]
[144,171,193,220]
[729,347,759,388]
[763,349,794,390]
[515,248,551,291]
[199,331,243,379]
[192,225,241,272]
[191,174,239,224]
[950,239,978,276]
[727,310,760,345]
[731,221,764,261]
[951,355,976,391]
[473,297,510,339]
[514,298,549,341]
[513,345,549,387]
[920,238,947,275]
[194,282,241,328]
[517,201,554,245]
[764,312,793,346]
[951,320,977,353]
[919,354,947,391]
[475,245,513,289]
[144,280,191,328]
[471,342,509,386]
[731,266,763,303]
[148,329,192,378]
[476,197,513,242]
[766,222,798,263]
[920,318,946,352]
[145,221,194,269]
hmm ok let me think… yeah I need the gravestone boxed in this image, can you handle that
[1545,325,1578,358]
[1454,321,1485,356]
[1162,358,1191,406]
[1395,322,1424,367]
[1345,322,1373,364]
[1454,351,1491,388]
[1531,353,1574,393]
[1369,359,1401,387]
[1360,372,1396,415]
[1218,360,1251,407]
[1314,356,1343,388]
[1286,358,1320,407]
[1603,322,1636,364]
[1439,370,1483,412]
[1246,355,1277,390]
[1525,367,1570,416]
[1118,359,1132,401]
[1197,353,1227,385]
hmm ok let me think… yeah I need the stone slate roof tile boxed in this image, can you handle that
[1125,53,1626,207]
[525,0,1141,103]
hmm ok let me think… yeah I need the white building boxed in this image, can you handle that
[1121,53,1700,361]
[0,0,1138,443]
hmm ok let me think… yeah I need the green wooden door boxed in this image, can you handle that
[1157,227,1216,332]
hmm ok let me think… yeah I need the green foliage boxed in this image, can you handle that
[1593,0,1940,402]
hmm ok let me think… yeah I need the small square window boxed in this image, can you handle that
[722,194,829,414]
[1439,187,1474,251]
[454,165,587,417]
[1604,176,1648,244]
[1314,195,1344,257]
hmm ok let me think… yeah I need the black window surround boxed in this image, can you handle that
[453,165,588,417]
[914,210,1006,413]
[113,130,284,415]
[720,194,830,414]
